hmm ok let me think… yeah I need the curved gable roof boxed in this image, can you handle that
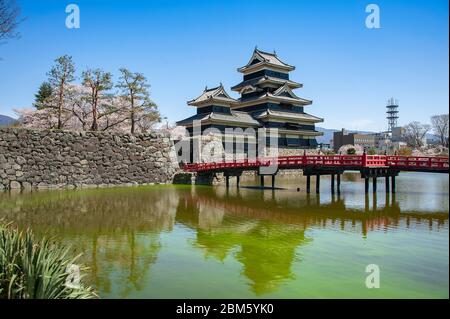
[238,48,295,73]
[273,83,301,99]
[187,84,237,106]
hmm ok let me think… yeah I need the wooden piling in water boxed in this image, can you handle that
[373,192,378,211]
[337,174,341,194]
[392,175,396,193]
[316,174,320,194]
[331,174,335,194]
[364,194,370,212]
[306,175,311,194]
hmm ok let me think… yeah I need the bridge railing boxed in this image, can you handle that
[364,155,388,167]
[387,156,449,170]
[181,155,449,172]
[274,155,365,167]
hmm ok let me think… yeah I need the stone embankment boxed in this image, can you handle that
[0,128,179,190]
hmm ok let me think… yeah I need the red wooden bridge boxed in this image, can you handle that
[183,155,449,173]
[182,154,449,194]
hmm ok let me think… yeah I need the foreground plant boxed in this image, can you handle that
[0,221,97,299]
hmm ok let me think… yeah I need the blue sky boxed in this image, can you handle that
[0,0,448,131]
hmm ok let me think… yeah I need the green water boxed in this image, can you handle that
[0,172,448,298]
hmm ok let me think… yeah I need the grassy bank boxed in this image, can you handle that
[0,220,96,299]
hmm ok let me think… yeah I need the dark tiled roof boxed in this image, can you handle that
[238,48,295,72]
[238,91,312,105]
[176,111,260,127]
[187,84,237,106]
[231,76,302,91]
[255,49,293,68]
[256,109,323,123]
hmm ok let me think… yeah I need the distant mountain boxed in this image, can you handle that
[315,127,336,144]
[0,114,16,126]
[426,133,440,143]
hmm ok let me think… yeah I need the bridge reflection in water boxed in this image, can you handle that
[0,175,448,298]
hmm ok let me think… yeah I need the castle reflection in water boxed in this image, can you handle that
[0,178,448,297]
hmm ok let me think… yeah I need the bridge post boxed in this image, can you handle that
[271,175,276,189]
[260,175,265,189]
[391,175,396,193]
[225,175,230,188]
[385,192,390,208]
[331,174,335,194]
[337,174,341,194]
[316,174,320,194]
[385,176,390,193]
[373,191,377,211]
[236,175,240,189]
[372,177,377,192]
[365,178,369,194]
[306,175,311,194]
[362,151,367,167]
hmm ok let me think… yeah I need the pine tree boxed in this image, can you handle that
[47,55,76,129]
[117,68,160,134]
[33,82,52,109]
[82,68,113,131]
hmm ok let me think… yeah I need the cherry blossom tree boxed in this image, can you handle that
[16,57,162,134]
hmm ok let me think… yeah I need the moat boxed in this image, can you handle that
[0,172,448,298]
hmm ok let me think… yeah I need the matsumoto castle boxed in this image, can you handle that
[176,48,324,158]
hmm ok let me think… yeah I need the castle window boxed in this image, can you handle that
[286,135,300,147]
[280,103,292,111]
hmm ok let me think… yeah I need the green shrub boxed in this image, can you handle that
[367,148,377,155]
[0,221,96,299]
[346,148,356,155]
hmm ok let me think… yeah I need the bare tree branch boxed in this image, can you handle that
[0,0,22,43]
[431,114,449,147]
[403,121,431,148]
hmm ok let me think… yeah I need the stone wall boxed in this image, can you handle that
[0,128,179,190]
